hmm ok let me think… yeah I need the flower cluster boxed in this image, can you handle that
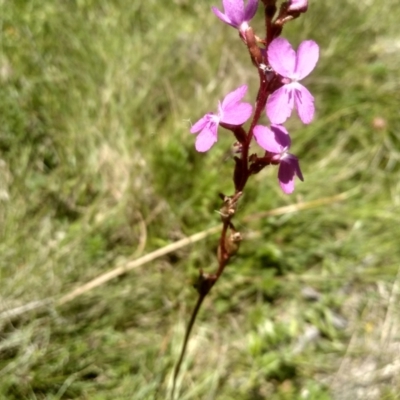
[190,0,319,194]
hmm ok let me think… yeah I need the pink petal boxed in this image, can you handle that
[221,85,248,109]
[286,154,303,180]
[278,154,303,193]
[254,125,282,153]
[271,124,291,148]
[190,114,211,134]
[266,85,294,125]
[279,178,295,193]
[294,40,319,80]
[244,0,258,21]
[288,0,308,12]
[294,159,304,181]
[293,83,315,124]
[278,161,296,194]
[211,6,234,27]
[222,103,252,125]
[267,38,296,78]
[195,127,217,152]
[222,0,245,26]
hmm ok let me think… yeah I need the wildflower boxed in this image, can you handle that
[212,0,258,32]
[253,124,303,193]
[287,0,308,13]
[190,85,252,152]
[266,37,319,125]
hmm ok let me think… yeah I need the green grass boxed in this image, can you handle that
[1,0,400,399]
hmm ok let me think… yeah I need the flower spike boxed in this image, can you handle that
[179,1,320,393]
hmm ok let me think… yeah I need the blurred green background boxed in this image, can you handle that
[1,0,400,399]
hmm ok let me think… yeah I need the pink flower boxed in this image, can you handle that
[212,0,258,32]
[288,0,308,13]
[190,85,253,152]
[266,38,319,125]
[253,124,303,194]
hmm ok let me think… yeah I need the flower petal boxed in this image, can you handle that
[286,154,303,180]
[211,6,235,27]
[195,126,218,152]
[288,0,308,12]
[244,0,258,21]
[219,0,244,27]
[271,124,291,149]
[190,114,211,134]
[293,83,315,124]
[294,40,319,80]
[222,103,252,125]
[267,37,296,78]
[278,154,303,193]
[293,158,304,181]
[254,125,282,153]
[221,85,248,109]
[278,158,297,194]
[278,162,295,193]
[266,85,295,125]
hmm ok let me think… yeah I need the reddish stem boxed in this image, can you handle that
[172,3,286,396]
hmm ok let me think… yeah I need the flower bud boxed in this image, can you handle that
[225,231,243,257]
[217,228,243,263]
[287,0,308,13]
[218,192,242,222]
